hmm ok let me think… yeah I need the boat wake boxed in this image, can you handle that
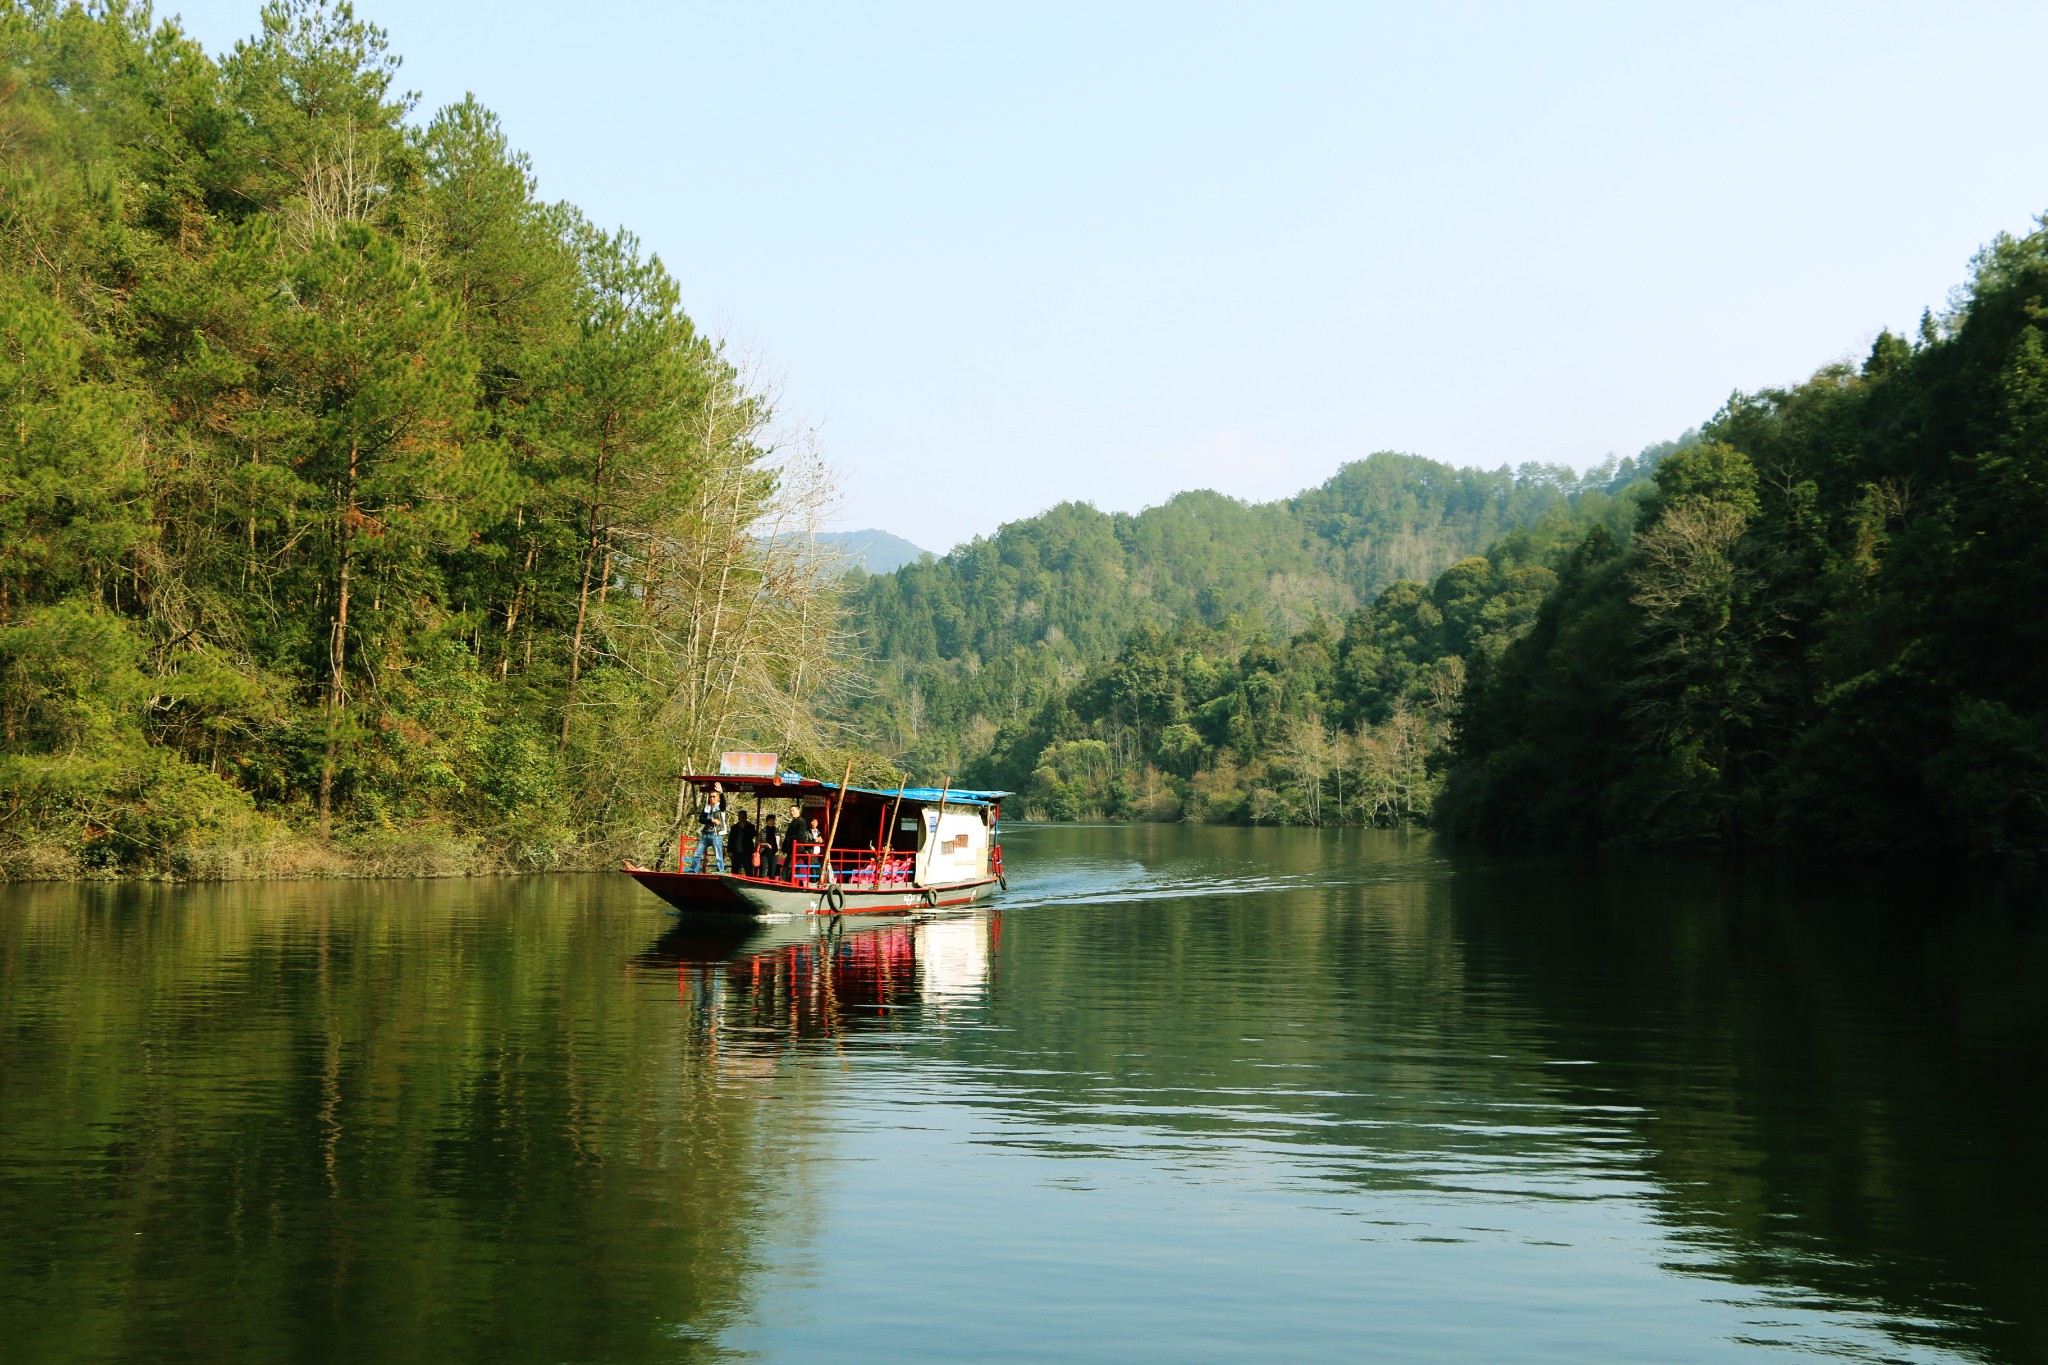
[992,844,1454,911]
[995,861,1317,910]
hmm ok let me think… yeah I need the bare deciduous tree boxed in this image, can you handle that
[567,364,860,852]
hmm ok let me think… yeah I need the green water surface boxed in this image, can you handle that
[1,827,2042,1363]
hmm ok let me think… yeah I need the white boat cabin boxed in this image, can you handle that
[917,807,990,886]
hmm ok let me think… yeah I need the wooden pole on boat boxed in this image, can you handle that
[919,775,951,885]
[879,776,908,883]
[881,778,908,856]
[818,757,855,887]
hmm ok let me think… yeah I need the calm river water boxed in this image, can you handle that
[2,827,2043,1363]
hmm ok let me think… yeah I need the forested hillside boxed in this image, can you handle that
[919,216,2048,862]
[843,449,1676,811]
[12,4,2037,875]
[0,3,856,877]
[1444,225,2048,861]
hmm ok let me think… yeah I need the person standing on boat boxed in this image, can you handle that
[759,813,781,880]
[729,807,758,877]
[685,784,728,873]
[783,801,817,884]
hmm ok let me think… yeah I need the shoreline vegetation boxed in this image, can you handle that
[10,827,527,883]
[6,4,2044,881]
[1,1,902,883]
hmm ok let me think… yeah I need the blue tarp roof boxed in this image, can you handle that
[843,785,1010,808]
[684,774,1010,807]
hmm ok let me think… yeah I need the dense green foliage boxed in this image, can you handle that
[945,477,1651,821]
[846,451,1666,807]
[1444,226,2048,860]
[847,210,2048,863]
[12,1,2038,871]
[0,2,849,876]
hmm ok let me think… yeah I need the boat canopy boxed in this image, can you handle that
[676,774,1011,808]
[845,784,1010,807]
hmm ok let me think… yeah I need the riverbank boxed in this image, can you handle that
[0,829,649,884]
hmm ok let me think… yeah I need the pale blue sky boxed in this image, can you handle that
[167,1,2048,551]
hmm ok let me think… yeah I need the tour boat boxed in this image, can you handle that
[622,760,1009,918]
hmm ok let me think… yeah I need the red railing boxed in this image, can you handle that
[677,837,920,887]
[780,844,918,888]
[678,838,1004,889]
[808,844,1004,888]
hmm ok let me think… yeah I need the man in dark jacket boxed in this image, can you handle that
[783,802,816,884]
[729,808,757,877]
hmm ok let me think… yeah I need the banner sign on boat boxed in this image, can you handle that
[718,751,779,777]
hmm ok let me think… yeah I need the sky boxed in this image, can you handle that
[165,1,2048,553]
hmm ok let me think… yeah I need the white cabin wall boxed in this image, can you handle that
[918,808,989,884]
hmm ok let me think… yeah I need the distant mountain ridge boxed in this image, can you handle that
[816,529,931,575]
[838,448,1670,778]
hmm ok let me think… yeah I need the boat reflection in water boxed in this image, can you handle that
[633,911,1002,1049]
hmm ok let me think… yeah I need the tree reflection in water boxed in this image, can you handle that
[0,879,832,1364]
[3,840,2041,1365]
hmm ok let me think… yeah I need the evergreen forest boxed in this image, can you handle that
[1443,246,2048,860]
[842,450,1676,820]
[848,225,2048,860]
[1,1,860,877]
[6,1,2044,876]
